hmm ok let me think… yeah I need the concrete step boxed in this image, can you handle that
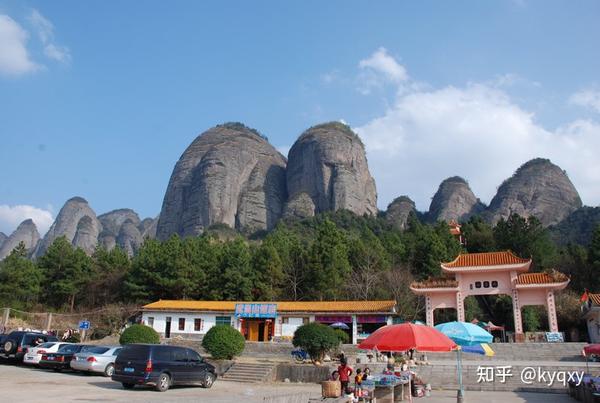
[221,362,277,383]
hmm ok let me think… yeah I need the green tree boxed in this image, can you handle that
[252,242,284,300]
[306,219,350,300]
[494,214,558,270]
[38,237,93,311]
[201,325,245,359]
[461,216,496,253]
[292,322,340,362]
[85,246,131,307]
[346,233,390,300]
[0,242,43,307]
[119,324,160,344]
[216,238,253,300]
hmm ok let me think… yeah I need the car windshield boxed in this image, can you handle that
[87,346,110,354]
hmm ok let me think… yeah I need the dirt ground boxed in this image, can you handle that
[0,359,573,402]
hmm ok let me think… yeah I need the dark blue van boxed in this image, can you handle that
[112,344,216,392]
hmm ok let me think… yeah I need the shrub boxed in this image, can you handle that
[334,329,350,344]
[64,332,81,343]
[119,324,160,345]
[292,323,340,362]
[201,325,245,359]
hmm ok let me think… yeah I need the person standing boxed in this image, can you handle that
[338,357,353,393]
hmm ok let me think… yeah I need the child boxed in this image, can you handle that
[363,367,371,380]
[354,368,363,397]
[338,357,353,394]
[331,370,340,381]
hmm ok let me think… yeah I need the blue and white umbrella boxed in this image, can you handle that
[435,321,493,346]
[330,322,350,330]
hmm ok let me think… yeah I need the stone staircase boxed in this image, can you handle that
[221,361,277,383]
[427,342,588,362]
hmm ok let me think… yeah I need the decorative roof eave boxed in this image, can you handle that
[409,286,460,294]
[441,263,530,273]
[514,281,569,290]
[141,307,395,315]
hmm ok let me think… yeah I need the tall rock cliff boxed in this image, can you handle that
[385,196,416,231]
[285,122,377,218]
[0,219,40,260]
[428,176,485,222]
[34,197,101,257]
[157,122,287,239]
[139,217,158,239]
[486,158,582,226]
[0,232,6,250]
[97,209,144,255]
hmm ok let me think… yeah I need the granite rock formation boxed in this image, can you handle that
[386,196,416,230]
[0,219,40,260]
[117,219,144,256]
[428,176,485,222]
[0,232,6,250]
[157,122,287,239]
[486,158,582,226]
[34,197,101,257]
[139,217,157,239]
[285,122,377,218]
[97,209,145,255]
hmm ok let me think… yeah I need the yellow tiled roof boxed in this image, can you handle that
[443,251,530,268]
[590,294,600,306]
[142,300,396,313]
[515,271,569,285]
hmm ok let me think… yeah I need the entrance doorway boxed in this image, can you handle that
[243,319,271,342]
[165,317,171,338]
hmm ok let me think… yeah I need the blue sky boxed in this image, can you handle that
[1,1,600,235]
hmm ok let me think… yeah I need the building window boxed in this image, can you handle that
[492,281,498,288]
[483,281,490,288]
[194,318,203,332]
[178,318,185,331]
[282,317,289,324]
[216,316,231,326]
[302,317,309,325]
[475,281,482,288]
[147,317,154,327]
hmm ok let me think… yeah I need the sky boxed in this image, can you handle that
[1,1,600,236]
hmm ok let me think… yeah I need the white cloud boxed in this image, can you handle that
[0,15,40,76]
[28,9,71,63]
[0,205,54,236]
[569,89,600,113]
[358,47,408,94]
[353,49,600,211]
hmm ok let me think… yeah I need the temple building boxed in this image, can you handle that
[410,251,569,342]
[141,300,396,344]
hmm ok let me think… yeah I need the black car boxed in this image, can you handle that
[39,344,94,372]
[0,331,58,362]
[112,344,216,392]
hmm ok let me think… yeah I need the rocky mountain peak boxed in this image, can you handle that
[285,121,377,218]
[157,123,287,239]
[386,196,416,230]
[0,232,7,249]
[428,176,485,222]
[486,158,582,226]
[0,219,40,260]
[34,196,101,257]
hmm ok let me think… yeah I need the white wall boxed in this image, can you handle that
[281,317,305,337]
[142,311,232,336]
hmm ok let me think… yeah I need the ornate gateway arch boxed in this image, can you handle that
[410,251,569,342]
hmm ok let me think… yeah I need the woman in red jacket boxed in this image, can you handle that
[337,357,353,393]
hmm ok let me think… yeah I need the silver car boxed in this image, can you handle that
[70,346,122,377]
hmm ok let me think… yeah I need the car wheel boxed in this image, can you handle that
[122,383,135,390]
[104,363,114,377]
[155,373,170,392]
[3,341,14,354]
[201,373,215,389]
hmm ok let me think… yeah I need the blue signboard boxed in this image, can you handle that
[546,332,564,343]
[234,303,277,318]
[78,320,91,330]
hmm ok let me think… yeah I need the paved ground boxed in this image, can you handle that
[0,360,574,402]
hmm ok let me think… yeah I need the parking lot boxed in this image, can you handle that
[0,360,321,402]
[0,359,576,403]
